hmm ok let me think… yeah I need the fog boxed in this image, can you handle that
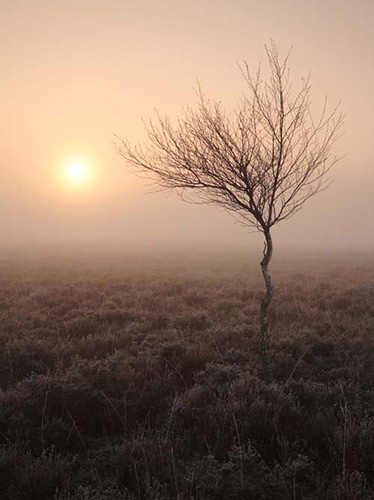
[2,0,374,256]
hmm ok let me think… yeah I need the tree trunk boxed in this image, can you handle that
[260,229,274,381]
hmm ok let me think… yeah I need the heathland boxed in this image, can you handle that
[1,250,374,499]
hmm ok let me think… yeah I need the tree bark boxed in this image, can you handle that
[260,229,274,381]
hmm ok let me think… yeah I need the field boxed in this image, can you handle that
[1,250,374,499]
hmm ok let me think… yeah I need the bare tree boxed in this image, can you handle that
[115,42,344,379]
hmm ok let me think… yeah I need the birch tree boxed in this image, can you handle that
[115,42,344,378]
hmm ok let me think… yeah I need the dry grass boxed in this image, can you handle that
[0,250,374,499]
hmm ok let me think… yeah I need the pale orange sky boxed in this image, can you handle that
[1,0,373,253]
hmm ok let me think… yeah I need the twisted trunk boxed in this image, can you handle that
[260,228,274,381]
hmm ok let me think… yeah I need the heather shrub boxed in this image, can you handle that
[0,337,56,389]
[174,312,209,331]
[3,447,76,500]
[54,485,131,500]
[1,254,374,498]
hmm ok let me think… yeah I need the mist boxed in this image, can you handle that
[2,0,374,255]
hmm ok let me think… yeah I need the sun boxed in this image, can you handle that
[63,163,92,188]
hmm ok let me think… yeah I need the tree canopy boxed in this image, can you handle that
[115,42,344,234]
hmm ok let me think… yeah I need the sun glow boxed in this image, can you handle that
[63,162,92,188]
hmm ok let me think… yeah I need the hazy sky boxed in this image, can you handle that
[2,0,373,253]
